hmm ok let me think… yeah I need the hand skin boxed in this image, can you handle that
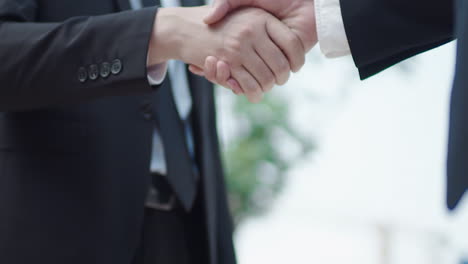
[206,0,317,53]
[147,6,303,103]
[190,0,317,99]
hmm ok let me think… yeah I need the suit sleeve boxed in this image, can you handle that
[0,0,158,111]
[339,0,455,79]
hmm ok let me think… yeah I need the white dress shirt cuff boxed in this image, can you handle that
[147,61,168,85]
[315,0,351,58]
[146,51,168,85]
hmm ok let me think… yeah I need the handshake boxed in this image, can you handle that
[147,0,317,102]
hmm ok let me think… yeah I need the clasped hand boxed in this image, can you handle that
[148,0,316,102]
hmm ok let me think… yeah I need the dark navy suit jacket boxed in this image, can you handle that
[0,0,236,263]
[340,0,467,209]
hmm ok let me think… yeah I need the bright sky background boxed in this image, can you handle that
[218,42,468,264]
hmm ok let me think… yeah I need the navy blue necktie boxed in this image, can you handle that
[142,0,197,211]
[153,78,197,211]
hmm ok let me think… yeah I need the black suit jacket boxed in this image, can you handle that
[0,0,236,263]
[340,0,467,209]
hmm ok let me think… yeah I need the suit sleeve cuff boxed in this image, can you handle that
[315,0,351,58]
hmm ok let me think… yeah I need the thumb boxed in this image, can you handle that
[204,0,231,25]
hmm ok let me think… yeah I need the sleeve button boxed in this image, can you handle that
[100,62,111,78]
[78,67,88,83]
[88,64,99,80]
[111,59,123,75]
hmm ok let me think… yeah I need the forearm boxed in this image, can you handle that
[148,7,181,65]
[0,7,157,111]
[148,6,213,67]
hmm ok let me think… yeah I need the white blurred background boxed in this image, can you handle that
[217,42,468,264]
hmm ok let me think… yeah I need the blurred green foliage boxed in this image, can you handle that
[222,93,315,226]
[221,52,415,226]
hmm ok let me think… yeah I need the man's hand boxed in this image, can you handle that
[190,0,317,100]
[148,6,304,102]
[205,0,317,56]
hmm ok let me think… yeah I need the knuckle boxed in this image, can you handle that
[264,82,274,92]
[276,58,290,75]
[293,55,306,72]
[277,71,290,86]
[287,34,301,49]
[245,82,259,92]
[239,26,254,38]
[244,84,255,92]
[226,39,242,54]
[261,74,275,91]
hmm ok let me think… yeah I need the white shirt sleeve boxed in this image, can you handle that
[315,0,351,58]
[147,61,168,85]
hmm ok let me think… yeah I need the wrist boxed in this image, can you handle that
[148,7,183,66]
[148,6,218,67]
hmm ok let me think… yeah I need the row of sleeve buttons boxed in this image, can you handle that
[78,59,123,83]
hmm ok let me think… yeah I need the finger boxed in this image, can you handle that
[204,0,232,25]
[216,60,231,86]
[231,66,264,103]
[242,50,275,93]
[214,58,244,94]
[188,65,205,76]
[204,57,242,93]
[227,78,243,95]
[204,56,218,83]
[254,38,291,86]
[266,18,306,73]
